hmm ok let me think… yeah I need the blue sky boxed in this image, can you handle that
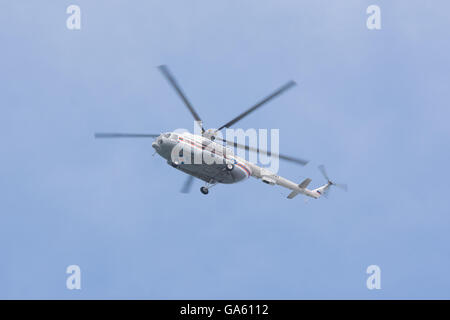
[1,1,449,299]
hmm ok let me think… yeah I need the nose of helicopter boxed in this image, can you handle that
[152,135,161,149]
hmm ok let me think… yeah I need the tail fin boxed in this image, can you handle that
[312,184,331,198]
[316,165,348,198]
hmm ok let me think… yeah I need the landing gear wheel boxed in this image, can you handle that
[226,163,234,171]
[200,187,209,195]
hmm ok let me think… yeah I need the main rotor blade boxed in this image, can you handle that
[158,65,205,133]
[217,80,296,131]
[180,175,195,193]
[217,137,308,166]
[318,165,330,181]
[95,133,159,138]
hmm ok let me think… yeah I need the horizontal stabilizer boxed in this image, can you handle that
[287,178,312,199]
[287,190,300,199]
[299,178,311,189]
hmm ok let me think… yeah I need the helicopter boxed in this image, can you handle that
[95,65,347,198]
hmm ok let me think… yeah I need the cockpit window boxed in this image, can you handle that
[164,133,171,138]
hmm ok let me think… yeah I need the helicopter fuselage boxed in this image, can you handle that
[152,131,251,184]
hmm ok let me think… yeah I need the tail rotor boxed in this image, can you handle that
[318,165,347,197]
